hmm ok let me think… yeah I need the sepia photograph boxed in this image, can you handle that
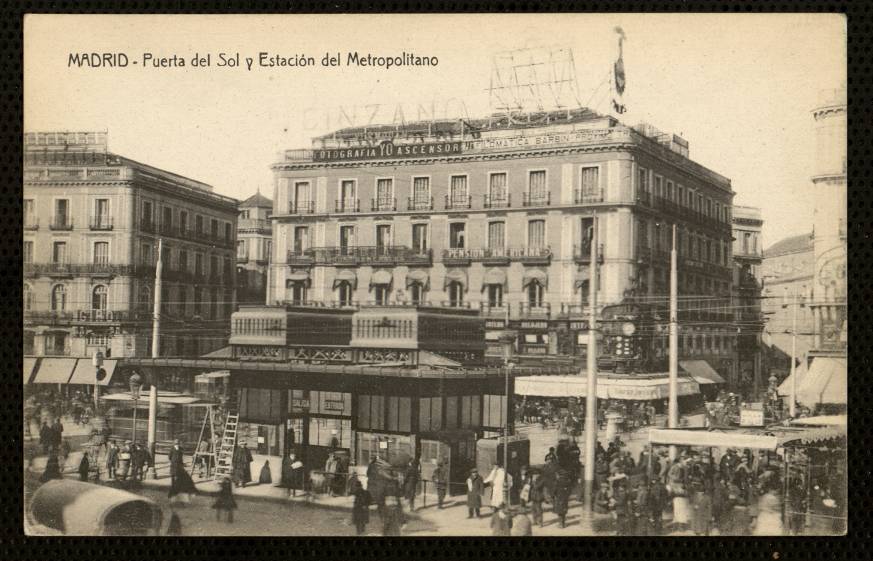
[22,13,846,537]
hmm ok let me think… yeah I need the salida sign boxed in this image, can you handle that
[313,140,463,162]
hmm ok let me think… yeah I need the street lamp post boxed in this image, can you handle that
[129,373,143,445]
[499,330,516,507]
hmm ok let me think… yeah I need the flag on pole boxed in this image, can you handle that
[612,26,627,115]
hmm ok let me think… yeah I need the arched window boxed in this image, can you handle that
[23,284,32,312]
[373,285,389,305]
[447,281,464,307]
[51,284,66,311]
[409,282,425,306]
[286,280,307,305]
[486,284,503,307]
[138,285,152,313]
[92,285,108,311]
[527,280,544,307]
[337,281,353,306]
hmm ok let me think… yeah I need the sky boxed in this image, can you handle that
[24,13,846,247]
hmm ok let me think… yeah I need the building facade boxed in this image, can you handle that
[268,110,737,378]
[23,132,239,362]
[731,205,764,395]
[236,191,273,305]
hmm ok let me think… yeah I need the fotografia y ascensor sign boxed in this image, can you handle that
[313,140,463,162]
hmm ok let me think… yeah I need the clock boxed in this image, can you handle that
[621,322,636,336]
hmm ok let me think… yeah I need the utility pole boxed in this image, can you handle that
[147,238,162,478]
[668,225,679,461]
[582,217,599,511]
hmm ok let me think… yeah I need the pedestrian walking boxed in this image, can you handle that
[166,509,183,536]
[648,476,667,535]
[168,439,185,486]
[39,421,51,455]
[552,468,572,529]
[490,504,513,536]
[258,459,273,484]
[77,452,90,482]
[351,475,371,535]
[117,441,132,481]
[403,458,420,511]
[40,454,62,482]
[51,418,64,451]
[529,471,545,527]
[483,461,511,511]
[432,461,448,509]
[631,480,650,536]
[466,468,484,518]
[382,478,404,536]
[105,440,118,479]
[611,481,631,536]
[279,452,304,497]
[130,442,142,481]
[712,477,730,534]
[510,507,533,536]
[667,456,690,531]
[690,481,712,536]
[168,459,198,505]
[324,452,338,496]
[212,477,237,523]
[232,443,253,488]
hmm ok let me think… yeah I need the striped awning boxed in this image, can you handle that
[796,357,846,406]
[31,358,77,384]
[444,269,468,289]
[333,269,358,289]
[406,269,430,289]
[68,358,118,386]
[370,269,393,286]
[680,360,726,385]
[23,357,37,384]
[482,268,507,289]
[522,268,548,288]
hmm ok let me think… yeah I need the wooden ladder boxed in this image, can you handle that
[213,412,239,481]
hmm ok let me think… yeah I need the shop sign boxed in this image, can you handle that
[485,320,506,329]
[323,400,346,411]
[570,321,589,330]
[520,321,548,329]
[313,140,463,162]
[291,399,310,409]
[464,129,614,152]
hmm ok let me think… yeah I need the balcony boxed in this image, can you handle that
[334,199,360,213]
[237,254,249,263]
[573,242,603,264]
[445,195,472,210]
[237,218,272,233]
[519,302,551,318]
[558,303,589,319]
[479,303,509,318]
[301,246,433,267]
[636,192,652,207]
[24,309,151,325]
[289,200,316,214]
[24,262,144,277]
[371,198,397,212]
[574,190,604,204]
[522,192,551,207]
[407,197,434,211]
[24,217,39,230]
[49,217,73,231]
[89,215,113,230]
[483,194,511,209]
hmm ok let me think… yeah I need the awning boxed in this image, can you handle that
[796,357,846,406]
[777,358,808,397]
[23,357,37,384]
[286,271,310,283]
[405,269,429,289]
[522,268,548,288]
[101,390,206,406]
[333,269,358,289]
[370,269,393,286]
[482,268,507,289]
[514,374,699,401]
[648,428,779,451]
[69,358,118,386]
[195,370,231,380]
[790,414,847,427]
[444,269,467,289]
[201,346,233,358]
[680,360,726,385]
[31,358,76,384]
[574,276,590,289]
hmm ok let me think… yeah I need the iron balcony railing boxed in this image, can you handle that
[483,194,511,209]
[289,200,316,214]
[407,197,434,211]
[522,192,551,207]
[49,217,73,230]
[90,215,113,230]
[519,302,551,318]
[292,246,433,266]
[444,195,472,210]
[558,303,589,317]
[24,309,151,323]
[237,218,271,232]
[24,217,39,230]
[573,242,603,263]
[334,199,360,213]
[441,247,551,263]
[371,197,397,212]
[24,263,158,277]
[574,190,604,204]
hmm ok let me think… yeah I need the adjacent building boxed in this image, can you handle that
[267,109,738,380]
[236,191,273,305]
[731,205,764,395]
[23,132,239,369]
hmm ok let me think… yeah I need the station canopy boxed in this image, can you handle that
[648,428,779,450]
[514,373,699,401]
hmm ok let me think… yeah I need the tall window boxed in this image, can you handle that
[52,241,67,264]
[340,180,356,205]
[293,226,309,253]
[195,253,204,277]
[412,224,428,253]
[195,215,203,234]
[450,175,467,203]
[376,178,393,209]
[162,206,173,230]
[638,219,649,248]
[211,218,219,238]
[51,284,66,311]
[409,282,424,305]
[23,284,32,312]
[141,201,153,227]
[93,241,109,265]
[54,199,70,228]
[449,223,466,249]
[94,199,110,227]
[528,220,545,249]
[374,285,390,305]
[210,255,220,279]
[743,232,751,254]
[487,222,505,250]
[638,168,649,197]
[179,210,188,233]
[488,172,507,202]
[580,167,601,202]
[447,281,464,307]
[487,284,503,307]
[139,285,152,312]
[528,170,547,202]
[293,181,311,212]
[339,225,355,253]
[337,281,353,306]
[24,199,35,226]
[527,281,545,307]
[376,225,391,253]
[266,240,272,263]
[412,177,430,207]
[237,240,246,259]
[23,241,33,263]
[290,282,307,305]
[178,287,187,316]
[225,223,232,241]
[92,285,108,311]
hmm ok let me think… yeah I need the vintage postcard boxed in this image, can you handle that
[23,13,846,536]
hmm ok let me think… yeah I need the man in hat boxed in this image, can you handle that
[168,438,185,487]
[647,476,668,535]
[466,468,484,518]
[432,460,448,509]
[719,448,740,482]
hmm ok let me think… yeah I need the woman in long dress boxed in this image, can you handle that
[168,463,198,504]
[212,477,237,523]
